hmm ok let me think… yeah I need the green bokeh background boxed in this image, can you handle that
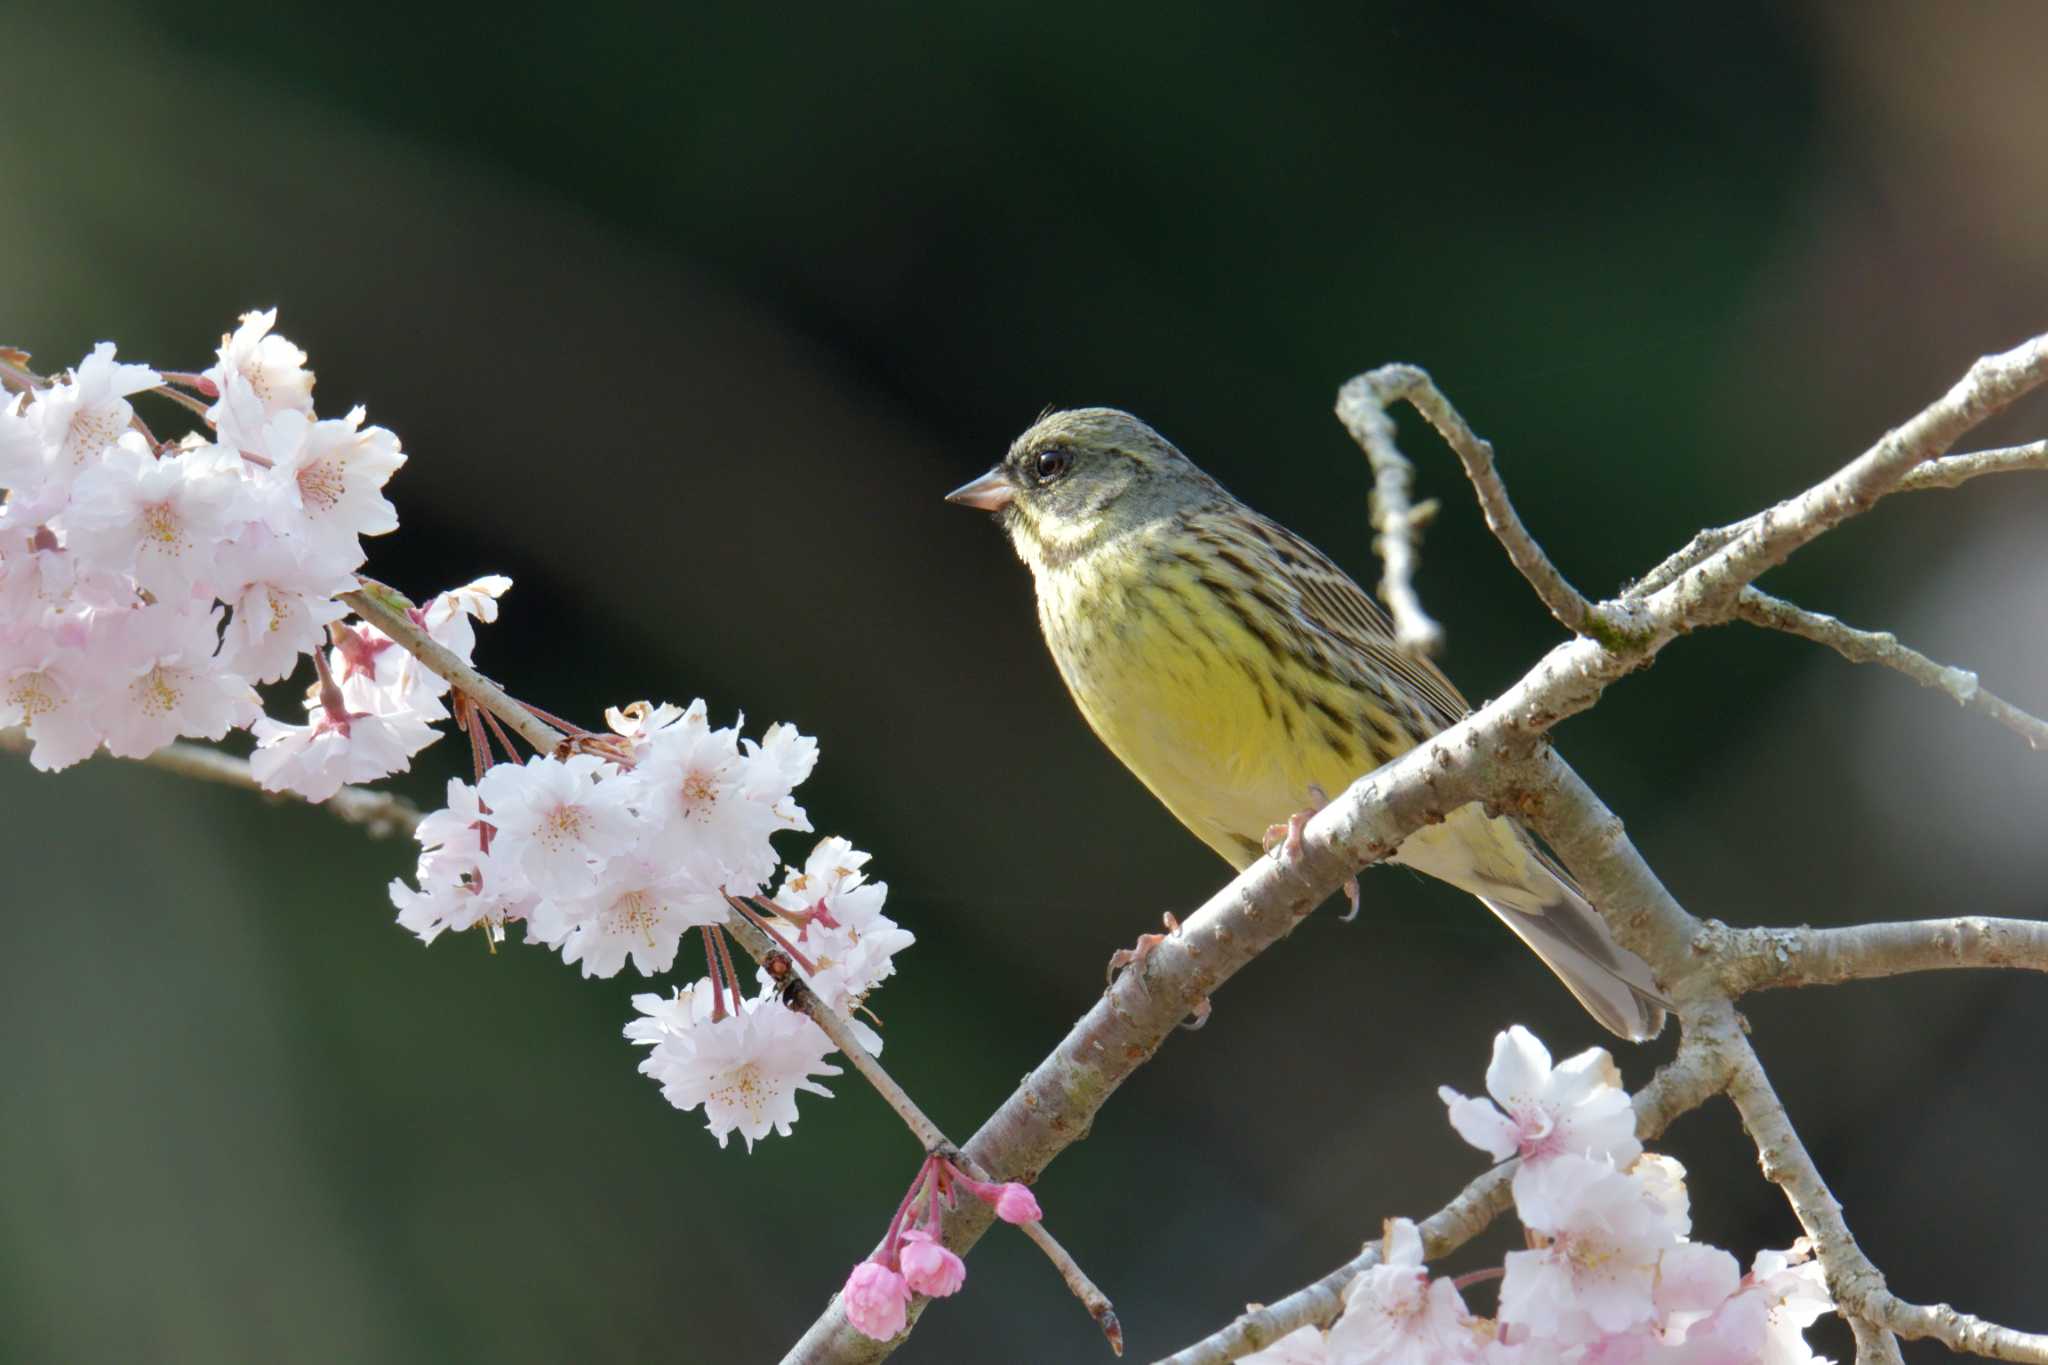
[5,3,2047,1360]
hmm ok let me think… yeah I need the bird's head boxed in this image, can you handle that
[946,407,1222,571]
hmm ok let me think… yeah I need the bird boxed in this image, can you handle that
[946,407,1664,1041]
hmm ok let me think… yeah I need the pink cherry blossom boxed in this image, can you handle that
[842,1260,912,1341]
[898,1229,966,1297]
[992,1182,1041,1224]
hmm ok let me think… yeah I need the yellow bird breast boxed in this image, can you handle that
[1031,540,1393,872]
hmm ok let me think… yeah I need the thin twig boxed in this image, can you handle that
[746,926,1121,1355]
[1896,440,2048,492]
[340,580,560,754]
[1336,364,1621,647]
[1152,1041,1734,1365]
[1333,368,1446,654]
[1736,588,2048,752]
[1628,514,1759,600]
[0,727,422,837]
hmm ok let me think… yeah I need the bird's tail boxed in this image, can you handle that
[1478,870,1668,1042]
[1395,809,1667,1041]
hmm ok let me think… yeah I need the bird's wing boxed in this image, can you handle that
[1198,507,1471,732]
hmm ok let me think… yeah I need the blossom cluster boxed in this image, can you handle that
[840,1153,1045,1341]
[4,316,920,1156]
[0,315,407,771]
[391,700,918,1149]
[1243,1027,1835,1364]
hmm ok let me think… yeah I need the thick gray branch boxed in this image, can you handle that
[1718,916,2048,994]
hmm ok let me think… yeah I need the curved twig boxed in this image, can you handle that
[1336,364,1620,648]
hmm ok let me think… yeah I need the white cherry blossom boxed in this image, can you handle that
[629,988,841,1151]
[1439,1023,1641,1167]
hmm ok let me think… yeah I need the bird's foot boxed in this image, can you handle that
[1262,809,1311,862]
[1263,782,1331,864]
[1106,911,1181,988]
[1263,785,1363,922]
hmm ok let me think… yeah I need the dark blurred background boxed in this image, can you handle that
[5,2,2046,1360]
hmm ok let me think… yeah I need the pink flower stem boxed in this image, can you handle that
[879,1156,938,1265]
[711,928,745,1015]
[753,892,839,934]
[310,649,352,730]
[452,696,491,785]
[156,369,219,398]
[478,704,524,762]
[1451,1267,1505,1291]
[146,383,212,422]
[700,926,728,1021]
[126,409,162,454]
[516,700,591,736]
[725,895,819,974]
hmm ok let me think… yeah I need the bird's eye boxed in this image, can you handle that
[1033,448,1073,483]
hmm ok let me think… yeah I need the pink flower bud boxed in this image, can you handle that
[843,1260,912,1340]
[992,1182,1042,1224]
[899,1229,966,1297]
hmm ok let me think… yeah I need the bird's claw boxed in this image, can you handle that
[1179,996,1213,1030]
[1264,787,1362,920]
[1106,934,1164,986]
[1262,809,1311,862]
[1106,912,1182,988]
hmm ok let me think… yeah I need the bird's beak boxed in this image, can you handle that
[944,466,1016,512]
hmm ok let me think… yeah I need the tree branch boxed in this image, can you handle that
[1650,333,2048,625]
[1717,916,2048,994]
[1333,366,1446,654]
[1896,439,2048,492]
[341,581,562,754]
[1337,364,1610,648]
[0,726,422,837]
[1736,588,2048,752]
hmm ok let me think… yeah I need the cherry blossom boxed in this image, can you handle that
[898,1229,966,1297]
[1439,1023,1641,1167]
[64,434,241,599]
[250,685,440,801]
[203,308,316,446]
[474,752,641,896]
[24,341,159,470]
[842,1260,912,1340]
[94,604,258,758]
[628,989,841,1150]
[763,836,914,1050]
[526,853,725,979]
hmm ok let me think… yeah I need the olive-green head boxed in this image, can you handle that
[945,407,1224,570]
